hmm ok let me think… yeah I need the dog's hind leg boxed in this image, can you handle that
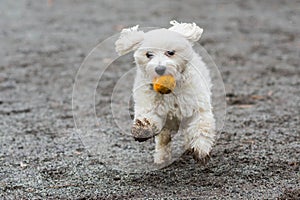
[154,128,172,164]
[186,111,216,164]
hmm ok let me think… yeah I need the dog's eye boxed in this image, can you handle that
[146,51,154,59]
[165,50,175,57]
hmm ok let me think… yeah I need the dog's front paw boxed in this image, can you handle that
[154,148,171,165]
[131,118,159,142]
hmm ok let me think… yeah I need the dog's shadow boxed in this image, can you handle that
[124,152,222,189]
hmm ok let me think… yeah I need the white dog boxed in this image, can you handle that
[115,21,216,165]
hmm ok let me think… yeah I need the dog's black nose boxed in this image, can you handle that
[155,65,166,75]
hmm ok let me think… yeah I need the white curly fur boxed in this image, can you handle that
[169,20,203,43]
[115,21,215,164]
[115,25,144,56]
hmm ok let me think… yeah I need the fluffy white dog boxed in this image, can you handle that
[115,21,215,165]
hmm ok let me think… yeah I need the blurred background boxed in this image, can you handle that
[0,0,299,199]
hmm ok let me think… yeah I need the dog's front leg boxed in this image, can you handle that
[154,128,171,164]
[132,109,172,164]
[186,110,216,164]
[132,109,166,142]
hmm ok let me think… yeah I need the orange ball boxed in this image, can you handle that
[153,75,176,94]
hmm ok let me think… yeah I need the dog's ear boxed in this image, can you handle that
[115,25,145,56]
[168,20,203,43]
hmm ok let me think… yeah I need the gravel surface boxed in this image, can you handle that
[0,0,299,199]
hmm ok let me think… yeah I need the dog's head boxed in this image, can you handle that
[115,21,203,82]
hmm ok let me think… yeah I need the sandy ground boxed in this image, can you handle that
[0,0,299,199]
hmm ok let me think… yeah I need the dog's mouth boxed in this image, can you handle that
[150,75,176,94]
[149,83,172,94]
